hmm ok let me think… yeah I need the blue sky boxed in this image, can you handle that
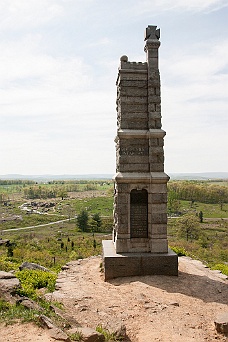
[0,0,227,175]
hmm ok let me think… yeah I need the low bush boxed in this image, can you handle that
[15,269,57,299]
[169,246,187,256]
[0,257,20,272]
[210,263,228,276]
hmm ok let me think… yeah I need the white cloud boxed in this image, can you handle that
[160,37,228,173]
[0,36,91,91]
[132,0,228,14]
[0,0,227,174]
[0,0,64,30]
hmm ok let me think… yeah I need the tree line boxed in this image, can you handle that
[168,181,228,206]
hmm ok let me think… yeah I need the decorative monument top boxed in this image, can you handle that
[144,25,160,41]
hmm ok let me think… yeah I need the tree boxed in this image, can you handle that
[58,189,68,200]
[178,213,200,241]
[199,211,203,223]
[168,189,180,215]
[90,213,102,232]
[77,210,89,232]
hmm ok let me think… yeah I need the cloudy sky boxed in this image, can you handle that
[0,0,227,175]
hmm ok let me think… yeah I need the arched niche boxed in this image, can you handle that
[130,189,148,238]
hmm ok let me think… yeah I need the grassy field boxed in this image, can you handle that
[0,179,227,274]
[178,200,228,218]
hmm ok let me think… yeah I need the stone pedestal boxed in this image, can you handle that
[103,25,178,280]
[103,240,178,280]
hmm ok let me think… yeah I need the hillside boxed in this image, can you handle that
[1,255,227,342]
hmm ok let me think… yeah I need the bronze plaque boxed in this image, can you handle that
[130,190,148,238]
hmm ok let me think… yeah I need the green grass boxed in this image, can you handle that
[96,324,123,341]
[0,301,40,325]
[0,221,111,272]
[179,200,228,218]
[168,216,228,274]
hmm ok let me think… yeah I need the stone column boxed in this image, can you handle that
[102,25,178,280]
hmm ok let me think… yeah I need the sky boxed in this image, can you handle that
[0,0,227,175]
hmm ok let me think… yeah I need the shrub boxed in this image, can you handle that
[15,269,57,299]
[211,263,228,276]
[170,246,187,256]
[0,257,20,272]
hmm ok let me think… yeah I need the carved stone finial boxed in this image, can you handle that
[144,25,160,41]
[120,55,128,62]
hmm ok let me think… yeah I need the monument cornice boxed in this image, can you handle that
[118,69,148,74]
[114,171,169,184]
[116,129,166,139]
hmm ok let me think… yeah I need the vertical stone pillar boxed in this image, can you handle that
[102,25,178,280]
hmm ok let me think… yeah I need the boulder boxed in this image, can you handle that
[0,271,20,303]
[19,262,50,272]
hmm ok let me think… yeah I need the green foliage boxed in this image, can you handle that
[199,210,203,223]
[90,213,102,232]
[0,298,65,326]
[177,213,200,241]
[0,257,20,272]
[0,301,40,324]
[211,263,228,276]
[168,181,228,205]
[69,331,83,341]
[15,269,57,298]
[170,246,187,256]
[167,189,180,215]
[96,325,123,341]
[168,217,228,276]
[76,210,89,232]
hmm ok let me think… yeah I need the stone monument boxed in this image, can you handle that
[102,25,178,280]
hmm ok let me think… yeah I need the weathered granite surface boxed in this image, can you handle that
[103,25,178,279]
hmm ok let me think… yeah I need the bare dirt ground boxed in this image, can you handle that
[1,256,228,342]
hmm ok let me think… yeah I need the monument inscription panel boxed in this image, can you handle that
[130,189,148,238]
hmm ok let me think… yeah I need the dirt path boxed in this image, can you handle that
[49,256,227,342]
[1,256,227,341]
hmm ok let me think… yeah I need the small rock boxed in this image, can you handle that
[169,302,180,307]
[214,312,228,334]
[39,315,70,341]
[48,327,71,341]
[105,319,127,339]
[39,314,55,329]
[68,327,105,342]
[17,297,43,311]
[61,265,70,271]
[50,304,80,327]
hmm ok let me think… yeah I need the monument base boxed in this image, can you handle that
[102,240,178,281]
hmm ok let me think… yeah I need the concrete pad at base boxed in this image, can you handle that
[102,240,178,281]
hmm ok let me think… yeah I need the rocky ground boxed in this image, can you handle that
[1,255,228,341]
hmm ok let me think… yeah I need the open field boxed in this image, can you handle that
[0,179,227,274]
